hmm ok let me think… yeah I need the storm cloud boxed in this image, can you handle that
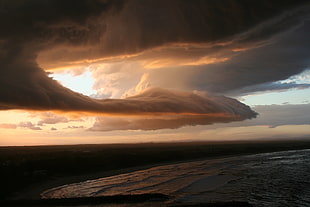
[0,0,309,129]
[90,88,257,131]
[133,17,310,96]
[0,0,126,111]
[90,114,251,131]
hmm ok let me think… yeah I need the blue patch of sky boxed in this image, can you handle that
[242,69,310,106]
[280,69,310,84]
[50,70,97,96]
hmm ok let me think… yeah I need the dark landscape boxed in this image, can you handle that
[1,139,310,206]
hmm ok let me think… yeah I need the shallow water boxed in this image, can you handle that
[42,149,310,207]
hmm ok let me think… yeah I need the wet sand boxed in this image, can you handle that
[13,163,161,200]
[1,139,310,204]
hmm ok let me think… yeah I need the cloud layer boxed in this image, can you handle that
[0,0,309,132]
[90,88,257,131]
[133,17,310,96]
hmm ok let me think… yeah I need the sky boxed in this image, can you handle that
[0,0,309,146]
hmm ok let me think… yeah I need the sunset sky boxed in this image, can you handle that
[0,0,309,146]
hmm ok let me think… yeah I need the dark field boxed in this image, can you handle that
[1,139,310,205]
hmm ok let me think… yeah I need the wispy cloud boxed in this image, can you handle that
[0,122,42,130]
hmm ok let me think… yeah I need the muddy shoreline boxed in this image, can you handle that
[1,139,310,204]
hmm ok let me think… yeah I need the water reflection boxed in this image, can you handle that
[42,149,310,207]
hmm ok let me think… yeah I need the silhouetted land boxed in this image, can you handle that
[1,196,252,207]
[1,139,310,205]
[1,193,170,206]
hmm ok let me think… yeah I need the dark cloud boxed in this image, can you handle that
[90,114,251,131]
[94,88,257,116]
[0,0,127,111]
[96,0,309,55]
[140,19,310,95]
[89,88,257,131]
[38,0,310,69]
[0,0,124,43]
[0,0,308,117]
[229,82,310,96]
